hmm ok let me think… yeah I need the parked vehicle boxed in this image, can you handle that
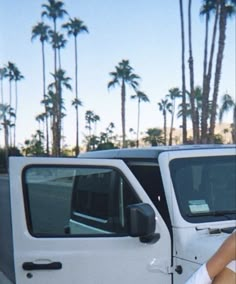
[1,144,236,283]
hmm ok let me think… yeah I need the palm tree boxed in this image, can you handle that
[131,90,149,147]
[142,128,164,146]
[32,21,50,154]
[158,98,172,145]
[108,60,140,148]
[166,88,181,145]
[63,17,89,155]
[0,67,7,104]
[219,93,236,143]
[209,0,236,143]
[178,0,187,143]
[42,1,68,154]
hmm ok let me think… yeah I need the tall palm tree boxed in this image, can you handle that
[0,67,7,104]
[63,17,89,155]
[219,93,236,143]
[108,60,140,148]
[42,0,68,155]
[158,98,172,145]
[178,0,187,143]
[209,0,236,143]
[131,90,150,147]
[32,21,50,154]
[166,88,181,145]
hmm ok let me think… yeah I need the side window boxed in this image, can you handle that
[23,166,140,237]
[128,164,171,234]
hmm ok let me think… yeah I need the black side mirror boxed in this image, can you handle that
[126,203,160,243]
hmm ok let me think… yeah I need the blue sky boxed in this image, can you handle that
[0,0,235,148]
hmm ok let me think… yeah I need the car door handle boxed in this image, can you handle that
[22,261,62,271]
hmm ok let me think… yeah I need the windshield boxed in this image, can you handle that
[170,155,236,223]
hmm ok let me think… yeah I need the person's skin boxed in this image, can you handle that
[206,232,236,283]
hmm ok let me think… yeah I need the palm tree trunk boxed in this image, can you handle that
[52,19,60,156]
[188,0,198,143]
[179,0,187,143]
[13,81,18,147]
[1,79,4,105]
[201,4,210,143]
[209,3,227,143]
[164,111,167,145]
[75,36,79,155]
[9,80,12,147]
[4,118,9,171]
[136,99,140,147]
[201,1,220,143]
[121,80,126,148]
[169,101,175,146]
[58,49,62,70]
[232,106,236,143]
[42,41,49,155]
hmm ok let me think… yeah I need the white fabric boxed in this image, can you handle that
[185,263,212,284]
[226,260,236,273]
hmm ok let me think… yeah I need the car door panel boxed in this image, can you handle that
[9,157,171,284]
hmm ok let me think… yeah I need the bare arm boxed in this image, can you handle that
[206,232,236,279]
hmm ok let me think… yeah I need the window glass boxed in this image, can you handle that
[128,164,171,233]
[170,156,236,223]
[23,166,139,237]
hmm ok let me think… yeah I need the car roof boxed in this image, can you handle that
[79,144,236,160]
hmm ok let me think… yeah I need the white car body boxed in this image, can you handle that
[1,145,235,283]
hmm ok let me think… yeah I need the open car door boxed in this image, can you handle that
[9,157,171,284]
